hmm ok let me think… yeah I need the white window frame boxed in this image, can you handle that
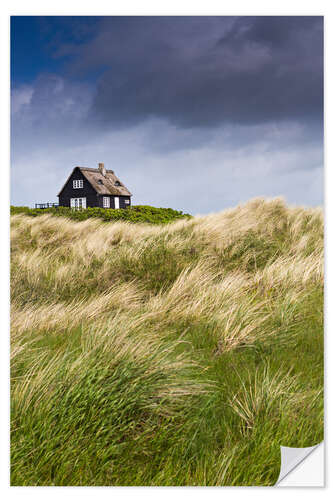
[70,197,86,210]
[103,196,110,208]
[124,199,130,204]
[114,196,120,209]
[73,179,83,189]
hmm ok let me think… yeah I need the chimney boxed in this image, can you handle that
[98,162,106,177]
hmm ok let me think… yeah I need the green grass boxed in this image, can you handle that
[10,197,324,485]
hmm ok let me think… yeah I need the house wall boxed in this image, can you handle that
[119,196,131,209]
[97,195,132,209]
[58,168,99,207]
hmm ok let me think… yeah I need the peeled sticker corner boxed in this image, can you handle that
[275,441,324,486]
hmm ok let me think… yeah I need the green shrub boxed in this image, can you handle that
[10,205,192,225]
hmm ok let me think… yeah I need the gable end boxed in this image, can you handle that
[57,167,98,197]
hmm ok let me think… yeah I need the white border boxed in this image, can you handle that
[2,1,331,497]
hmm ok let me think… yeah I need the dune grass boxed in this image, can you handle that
[10,197,324,486]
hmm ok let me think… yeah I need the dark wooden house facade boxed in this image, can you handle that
[58,163,132,209]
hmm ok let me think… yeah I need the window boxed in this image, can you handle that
[70,198,86,209]
[73,179,83,189]
[115,180,121,186]
[125,199,130,204]
[103,197,110,208]
[98,179,103,185]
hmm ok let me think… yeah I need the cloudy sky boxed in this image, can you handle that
[11,16,323,214]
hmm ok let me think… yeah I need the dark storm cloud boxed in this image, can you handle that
[10,16,323,211]
[56,16,323,128]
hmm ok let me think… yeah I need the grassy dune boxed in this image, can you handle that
[10,197,324,486]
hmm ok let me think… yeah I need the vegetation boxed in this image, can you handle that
[10,197,324,486]
[10,205,191,225]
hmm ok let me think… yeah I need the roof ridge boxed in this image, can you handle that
[80,167,115,173]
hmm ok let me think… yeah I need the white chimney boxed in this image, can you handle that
[98,162,106,177]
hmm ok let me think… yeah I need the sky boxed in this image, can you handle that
[10,16,323,214]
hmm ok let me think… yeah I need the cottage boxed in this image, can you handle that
[58,163,132,209]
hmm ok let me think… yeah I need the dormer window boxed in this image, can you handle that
[73,179,83,189]
[115,180,121,186]
[98,179,103,185]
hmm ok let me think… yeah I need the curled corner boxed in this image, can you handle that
[275,442,323,485]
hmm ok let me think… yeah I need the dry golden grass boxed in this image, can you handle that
[11,197,323,347]
[10,197,324,486]
[229,365,301,434]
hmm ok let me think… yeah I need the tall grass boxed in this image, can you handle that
[10,197,324,485]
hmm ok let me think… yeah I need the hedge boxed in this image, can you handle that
[10,205,192,225]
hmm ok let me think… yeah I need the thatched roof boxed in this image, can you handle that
[80,167,132,196]
[58,165,132,197]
